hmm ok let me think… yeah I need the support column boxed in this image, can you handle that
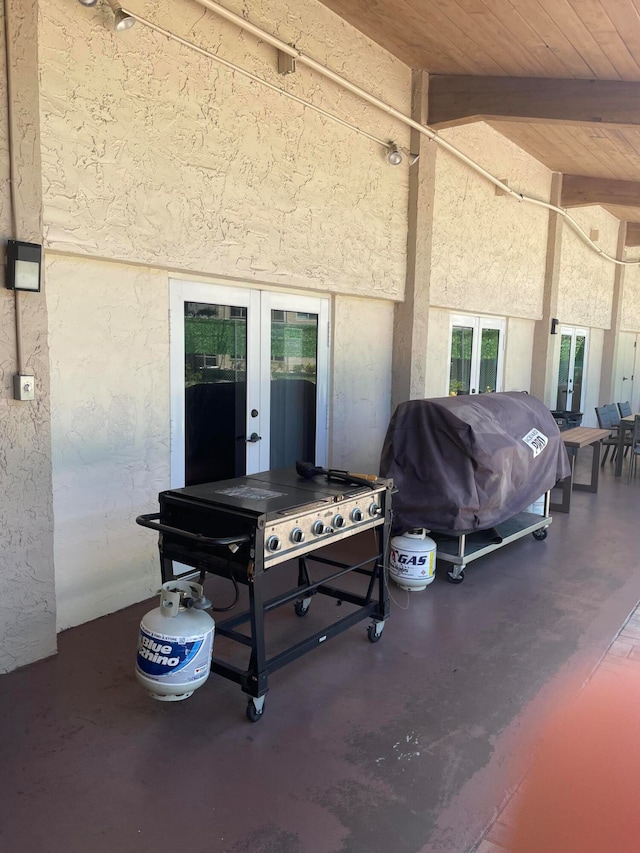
[531,173,563,406]
[0,0,56,672]
[599,221,628,404]
[391,70,437,410]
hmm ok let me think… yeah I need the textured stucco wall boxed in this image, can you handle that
[41,0,410,629]
[40,0,409,299]
[621,250,640,333]
[330,296,394,473]
[0,0,57,673]
[47,257,170,630]
[422,308,451,399]
[504,317,535,392]
[557,207,618,329]
[430,123,551,318]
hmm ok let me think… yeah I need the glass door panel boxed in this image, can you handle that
[449,325,473,395]
[184,301,247,486]
[556,334,571,410]
[479,328,499,393]
[269,310,318,469]
[572,334,586,413]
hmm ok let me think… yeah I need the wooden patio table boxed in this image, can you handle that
[550,426,612,513]
[615,415,638,477]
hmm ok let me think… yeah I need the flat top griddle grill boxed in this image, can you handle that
[136,466,393,722]
[165,468,368,519]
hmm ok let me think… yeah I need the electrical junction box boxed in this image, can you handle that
[13,374,35,401]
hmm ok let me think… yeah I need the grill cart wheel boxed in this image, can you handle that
[447,569,465,584]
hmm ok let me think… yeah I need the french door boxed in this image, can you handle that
[448,314,505,396]
[556,326,588,414]
[170,280,329,487]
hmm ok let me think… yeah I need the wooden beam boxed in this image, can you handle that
[562,175,640,208]
[428,76,640,128]
[625,222,640,247]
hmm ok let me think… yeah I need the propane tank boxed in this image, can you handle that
[389,528,437,591]
[136,580,215,702]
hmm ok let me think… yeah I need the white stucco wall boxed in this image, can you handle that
[557,207,618,329]
[582,329,604,427]
[621,249,640,333]
[40,0,410,300]
[330,296,394,473]
[47,257,170,630]
[430,123,551,318]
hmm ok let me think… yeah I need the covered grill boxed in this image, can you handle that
[380,392,570,535]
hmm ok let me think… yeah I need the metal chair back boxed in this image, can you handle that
[595,405,613,430]
[605,403,621,428]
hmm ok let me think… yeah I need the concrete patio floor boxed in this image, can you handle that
[1,452,639,853]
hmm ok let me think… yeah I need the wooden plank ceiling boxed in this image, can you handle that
[319,0,640,235]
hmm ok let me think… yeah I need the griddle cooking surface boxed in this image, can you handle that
[165,467,368,518]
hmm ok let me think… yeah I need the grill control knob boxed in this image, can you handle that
[312,520,325,536]
[351,508,363,523]
[368,502,381,517]
[290,527,305,544]
[332,514,345,529]
[266,535,281,552]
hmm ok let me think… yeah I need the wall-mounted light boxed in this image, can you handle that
[5,240,42,292]
[112,5,135,31]
[550,318,559,335]
[387,143,403,166]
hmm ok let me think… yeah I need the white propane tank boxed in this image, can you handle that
[389,529,437,591]
[136,580,215,702]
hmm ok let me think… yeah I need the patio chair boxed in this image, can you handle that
[608,402,633,459]
[595,405,620,466]
[618,401,632,418]
[627,416,640,483]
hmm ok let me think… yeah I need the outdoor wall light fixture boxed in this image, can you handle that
[112,5,136,31]
[77,0,135,30]
[387,143,403,166]
[550,318,559,335]
[5,240,42,293]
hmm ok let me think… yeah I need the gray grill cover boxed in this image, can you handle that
[379,392,571,534]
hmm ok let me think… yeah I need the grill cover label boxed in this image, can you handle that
[522,428,548,458]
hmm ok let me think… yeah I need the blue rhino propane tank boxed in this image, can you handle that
[389,529,437,591]
[136,580,215,701]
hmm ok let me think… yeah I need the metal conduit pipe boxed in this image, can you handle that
[190,0,638,267]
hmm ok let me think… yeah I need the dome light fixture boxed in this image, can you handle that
[387,143,403,166]
[77,0,99,6]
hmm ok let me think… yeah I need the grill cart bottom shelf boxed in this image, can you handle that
[430,494,552,584]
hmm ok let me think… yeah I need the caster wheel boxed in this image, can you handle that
[532,528,548,541]
[447,569,465,584]
[367,624,383,643]
[246,700,265,723]
[294,599,311,617]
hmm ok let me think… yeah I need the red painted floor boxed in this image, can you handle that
[1,454,639,853]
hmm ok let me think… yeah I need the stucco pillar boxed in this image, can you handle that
[599,222,627,404]
[531,172,563,406]
[0,0,56,672]
[391,70,437,411]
